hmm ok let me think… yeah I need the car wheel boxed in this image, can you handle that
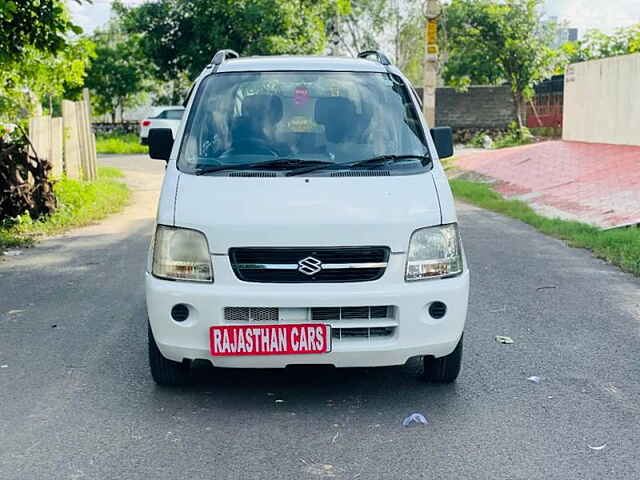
[148,324,190,386]
[422,334,463,383]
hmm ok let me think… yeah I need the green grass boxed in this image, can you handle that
[96,165,125,179]
[440,156,456,172]
[450,179,640,276]
[1,166,130,251]
[96,133,148,155]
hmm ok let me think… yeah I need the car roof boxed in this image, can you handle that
[216,55,389,73]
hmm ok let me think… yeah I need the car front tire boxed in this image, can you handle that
[422,334,463,383]
[148,324,190,386]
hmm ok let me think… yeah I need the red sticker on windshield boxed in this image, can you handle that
[294,86,309,106]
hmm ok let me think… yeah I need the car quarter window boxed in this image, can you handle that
[154,109,183,119]
[164,110,184,120]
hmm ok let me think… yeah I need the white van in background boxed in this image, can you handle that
[145,50,469,386]
[139,106,184,145]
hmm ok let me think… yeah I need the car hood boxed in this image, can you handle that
[173,172,442,253]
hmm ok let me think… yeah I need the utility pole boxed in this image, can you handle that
[423,0,442,126]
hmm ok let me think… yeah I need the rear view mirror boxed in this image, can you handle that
[148,128,174,161]
[430,127,454,159]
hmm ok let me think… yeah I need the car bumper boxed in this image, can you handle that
[145,260,469,368]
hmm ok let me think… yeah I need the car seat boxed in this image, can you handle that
[231,94,283,153]
[314,97,359,143]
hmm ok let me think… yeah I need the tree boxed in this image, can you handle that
[115,0,328,91]
[332,0,423,77]
[329,0,388,56]
[441,0,556,127]
[0,39,94,121]
[557,24,640,70]
[395,8,426,85]
[84,28,149,123]
[0,0,83,65]
[0,0,91,121]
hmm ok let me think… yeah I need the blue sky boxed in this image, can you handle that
[69,0,640,36]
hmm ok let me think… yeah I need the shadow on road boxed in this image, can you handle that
[145,355,466,420]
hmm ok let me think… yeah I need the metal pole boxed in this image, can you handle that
[423,0,441,126]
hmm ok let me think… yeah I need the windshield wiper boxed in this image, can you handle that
[285,154,431,176]
[194,158,334,175]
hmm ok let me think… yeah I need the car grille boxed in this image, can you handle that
[332,326,396,339]
[223,306,397,342]
[311,306,389,321]
[228,247,390,283]
[224,307,279,322]
[223,306,393,322]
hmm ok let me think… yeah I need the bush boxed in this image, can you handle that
[466,131,488,148]
[493,122,535,149]
[96,132,147,154]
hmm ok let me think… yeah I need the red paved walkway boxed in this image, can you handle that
[456,141,640,228]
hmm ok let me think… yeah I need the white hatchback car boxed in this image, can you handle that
[145,50,469,386]
[139,106,184,145]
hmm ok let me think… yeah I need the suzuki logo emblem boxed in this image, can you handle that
[298,256,322,276]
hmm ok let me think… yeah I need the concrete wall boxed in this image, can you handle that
[563,53,640,146]
[416,85,517,128]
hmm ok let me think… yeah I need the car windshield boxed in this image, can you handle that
[177,71,429,173]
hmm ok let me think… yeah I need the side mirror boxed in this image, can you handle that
[430,126,454,159]
[148,128,174,161]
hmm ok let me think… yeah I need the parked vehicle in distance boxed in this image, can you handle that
[145,49,469,386]
[139,106,184,145]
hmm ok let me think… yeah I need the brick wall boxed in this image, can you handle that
[415,86,517,128]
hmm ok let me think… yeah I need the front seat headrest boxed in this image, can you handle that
[241,94,283,124]
[314,97,358,143]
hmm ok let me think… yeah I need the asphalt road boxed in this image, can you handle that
[1,155,639,479]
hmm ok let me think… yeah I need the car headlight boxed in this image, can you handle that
[405,223,463,281]
[152,225,213,282]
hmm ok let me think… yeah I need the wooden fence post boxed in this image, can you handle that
[28,115,66,178]
[62,100,82,180]
[50,118,64,178]
[83,89,98,180]
[28,115,47,161]
[75,100,88,180]
[59,97,97,182]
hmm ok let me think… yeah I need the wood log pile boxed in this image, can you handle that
[0,137,56,222]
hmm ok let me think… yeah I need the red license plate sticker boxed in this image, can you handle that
[210,324,331,356]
